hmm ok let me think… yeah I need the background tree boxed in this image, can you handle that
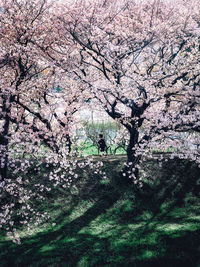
[81,119,128,155]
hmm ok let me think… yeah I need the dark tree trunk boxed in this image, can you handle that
[0,94,15,182]
[127,128,138,162]
[0,101,10,182]
[66,134,72,154]
[0,133,9,181]
[125,126,140,180]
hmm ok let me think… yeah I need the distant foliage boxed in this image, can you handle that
[80,120,128,154]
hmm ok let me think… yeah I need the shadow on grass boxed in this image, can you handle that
[0,220,200,267]
[0,194,200,267]
[0,185,120,266]
[0,158,199,267]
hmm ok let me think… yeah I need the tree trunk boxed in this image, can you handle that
[0,114,10,182]
[0,95,12,182]
[66,134,72,154]
[125,127,140,180]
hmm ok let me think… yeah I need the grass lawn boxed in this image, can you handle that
[0,157,199,267]
[72,141,126,156]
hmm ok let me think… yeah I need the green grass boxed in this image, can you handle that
[72,141,126,156]
[0,158,199,267]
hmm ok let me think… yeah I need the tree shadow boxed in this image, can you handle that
[0,157,199,266]
[138,158,199,211]
[1,218,200,267]
[110,158,200,226]
[0,183,120,266]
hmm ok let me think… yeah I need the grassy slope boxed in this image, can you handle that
[0,158,200,267]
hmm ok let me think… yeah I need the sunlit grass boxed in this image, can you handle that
[72,141,126,156]
[1,194,199,266]
[0,159,199,266]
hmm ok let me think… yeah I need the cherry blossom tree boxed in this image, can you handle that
[0,0,199,243]
[56,0,200,180]
[0,0,91,242]
[0,0,51,181]
[0,0,84,182]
